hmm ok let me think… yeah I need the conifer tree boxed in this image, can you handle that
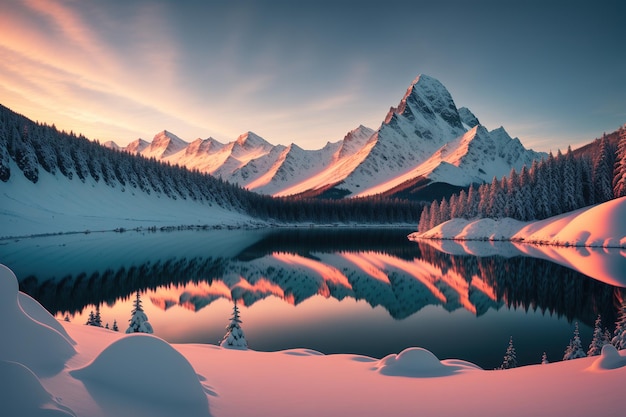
[563,322,586,360]
[112,319,119,332]
[418,207,430,233]
[587,315,605,356]
[63,314,70,322]
[85,311,95,326]
[611,300,626,349]
[614,127,626,198]
[499,336,518,369]
[541,352,549,365]
[220,300,248,349]
[126,291,154,334]
[93,305,103,327]
[592,137,614,203]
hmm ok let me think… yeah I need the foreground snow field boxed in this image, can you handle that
[1,264,624,417]
[411,197,626,248]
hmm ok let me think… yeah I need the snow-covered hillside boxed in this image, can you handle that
[411,197,626,248]
[0,157,254,238]
[0,106,259,237]
[106,75,544,198]
[1,263,624,417]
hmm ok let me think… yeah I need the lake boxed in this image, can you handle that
[1,227,624,370]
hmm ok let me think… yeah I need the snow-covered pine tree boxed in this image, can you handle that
[125,291,154,334]
[587,314,605,356]
[611,300,626,350]
[592,137,614,203]
[563,322,586,360]
[105,323,109,329]
[603,328,611,346]
[465,184,478,219]
[112,319,119,332]
[614,127,626,198]
[449,193,459,219]
[499,336,518,369]
[220,300,248,350]
[456,189,467,219]
[428,200,439,230]
[518,165,534,221]
[541,352,549,365]
[64,314,70,322]
[418,206,430,233]
[477,183,490,217]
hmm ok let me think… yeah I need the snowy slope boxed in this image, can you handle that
[1,264,624,417]
[105,75,542,198]
[0,158,254,238]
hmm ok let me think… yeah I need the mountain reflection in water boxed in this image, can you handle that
[3,228,624,368]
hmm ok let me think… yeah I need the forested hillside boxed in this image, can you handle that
[0,105,424,228]
[418,125,626,232]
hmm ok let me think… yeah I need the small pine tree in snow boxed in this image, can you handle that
[105,322,109,330]
[93,305,103,327]
[85,310,95,326]
[541,352,549,365]
[587,315,605,356]
[220,301,248,349]
[63,314,70,322]
[112,319,119,332]
[499,336,518,369]
[612,300,626,350]
[563,322,586,360]
[125,291,153,334]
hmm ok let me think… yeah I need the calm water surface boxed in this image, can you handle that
[1,228,624,370]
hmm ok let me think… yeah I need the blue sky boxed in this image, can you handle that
[1,0,624,151]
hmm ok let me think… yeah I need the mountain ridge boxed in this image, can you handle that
[105,74,544,199]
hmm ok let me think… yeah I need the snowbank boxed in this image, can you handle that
[70,335,209,415]
[1,263,625,417]
[411,197,626,248]
[375,347,481,377]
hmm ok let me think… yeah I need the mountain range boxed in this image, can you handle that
[106,75,545,199]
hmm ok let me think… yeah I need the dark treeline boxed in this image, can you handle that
[419,126,626,232]
[0,104,424,225]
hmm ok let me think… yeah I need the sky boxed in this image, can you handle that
[1,0,625,152]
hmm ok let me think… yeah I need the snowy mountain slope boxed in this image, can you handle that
[105,74,542,198]
[339,75,544,197]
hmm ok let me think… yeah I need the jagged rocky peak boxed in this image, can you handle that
[235,131,272,148]
[185,137,223,156]
[458,107,480,128]
[151,130,187,147]
[102,140,120,150]
[126,138,150,154]
[385,74,463,131]
[146,130,188,158]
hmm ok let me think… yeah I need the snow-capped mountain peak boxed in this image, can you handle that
[143,130,188,158]
[106,74,543,199]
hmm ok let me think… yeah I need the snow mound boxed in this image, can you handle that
[0,264,75,375]
[374,347,481,377]
[0,360,76,417]
[588,344,626,371]
[70,334,209,411]
[281,349,325,357]
[514,196,626,247]
[18,292,75,345]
